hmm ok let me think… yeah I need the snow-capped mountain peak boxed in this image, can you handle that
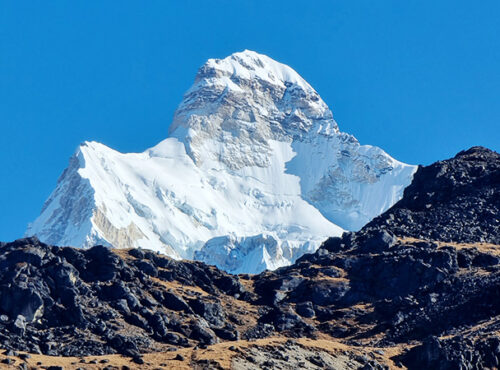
[169,50,338,169]
[26,50,416,274]
[192,50,315,93]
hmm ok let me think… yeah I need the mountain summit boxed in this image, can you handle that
[168,50,339,170]
[26,50,416,273]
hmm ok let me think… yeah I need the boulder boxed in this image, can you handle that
[12,315,26,336]
[0,286,44,322]
[296,301,315,318]
[189,321,218,345]
[156,291,192,313]
[134,260,158,277]
[188,300,226,327]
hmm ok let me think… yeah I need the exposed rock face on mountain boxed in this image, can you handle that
[365,146,500,244]
[26,50,415,274]
[2,147,499,369]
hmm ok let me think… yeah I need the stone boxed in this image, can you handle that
[132,356,144,365]
[12,315,26,336]
[134,260,158,277]
[83,245,120,281]
[296,302,315,318]
[308,355,324,367]
[213,327,239,341]
[309,280,349,305]
[188,300,226,327]
[158,291,192,313]
[174,354,185,361]
[472,253,500,267]
[190,321,218,345]
[18,353,31,360]
[0,286,44,323]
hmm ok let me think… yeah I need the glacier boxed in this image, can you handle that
[26,50,417,274]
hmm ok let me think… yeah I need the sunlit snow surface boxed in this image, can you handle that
[27,50,416,274]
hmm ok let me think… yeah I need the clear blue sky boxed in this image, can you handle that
[1,1,499,241]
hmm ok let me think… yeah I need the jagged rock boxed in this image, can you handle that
[156,291,192,313]
[149,312,169,338]
[244,323,275,340]
[82,245,122,282]
[472,252,500,267]
[18,353,30,360]
[162,332,188,346]
[295,302,315,318]
[0,237,248,356]
[401,335,500,369]
[189,320,218,345]
[365,146,500,244]
[188,300,226,328]
[174,354,185,361]
[125,313,149,330]
[213,326,239,341]
[272,310,310,334]
[132,356,144,365]
[288,279,349,306]
[12,315,26,336]
[0,286,44,323]
[134,260,158,277]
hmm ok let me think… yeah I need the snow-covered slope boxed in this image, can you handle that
[26,50,416,273]
[194,233,320,274]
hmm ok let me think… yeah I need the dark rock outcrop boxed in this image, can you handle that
[0,238,246,357]
[364,146,500,244]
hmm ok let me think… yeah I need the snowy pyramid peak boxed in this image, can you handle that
[27,50,417,274]
[168,50,339,168]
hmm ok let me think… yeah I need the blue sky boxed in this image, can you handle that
[1,1,499,241]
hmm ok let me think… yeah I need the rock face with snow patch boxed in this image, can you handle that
[26,50,416,273]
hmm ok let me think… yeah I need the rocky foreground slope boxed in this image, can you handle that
[364,146,499,244]
[0,146,499,369]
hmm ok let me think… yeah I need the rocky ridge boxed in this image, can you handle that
[365,146,500,244]
[1,146,499,369]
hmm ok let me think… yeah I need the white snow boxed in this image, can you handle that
[194,233,320,275]
[26,50,417,274]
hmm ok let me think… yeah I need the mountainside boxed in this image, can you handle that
[2,147,499,369]
[26,50,416,273]
[364,146,500,244]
